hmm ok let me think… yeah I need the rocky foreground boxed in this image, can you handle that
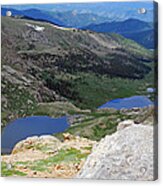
[1,119,157,180]
[77,121,157,180]
[2,133,95,178]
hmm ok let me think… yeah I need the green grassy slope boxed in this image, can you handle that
[1,16,155,126]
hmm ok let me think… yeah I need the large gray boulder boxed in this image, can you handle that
[77,124,157,180]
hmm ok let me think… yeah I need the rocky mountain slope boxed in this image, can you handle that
[1,16,154,125]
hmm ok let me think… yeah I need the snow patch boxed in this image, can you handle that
[25,23,45,32]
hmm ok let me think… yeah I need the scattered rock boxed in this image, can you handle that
[33,171,37,175]
[63,133,75,141]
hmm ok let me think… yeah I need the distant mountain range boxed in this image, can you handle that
[83,19,152,34]
[123,29,155,49]
[1,7,109,28]
[45,11,109,28]
[82,19,156,49]
[1,6,156,49]
[2,2,154,22]
[1,8,64,26]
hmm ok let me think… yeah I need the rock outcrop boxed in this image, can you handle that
[2,133,96,178]
[77,123,156,181]
[12,135,61,154]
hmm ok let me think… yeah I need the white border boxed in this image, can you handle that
[0,0,162,186]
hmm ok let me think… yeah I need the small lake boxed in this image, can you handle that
[98,96,153,110]
[1,116,69,154]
